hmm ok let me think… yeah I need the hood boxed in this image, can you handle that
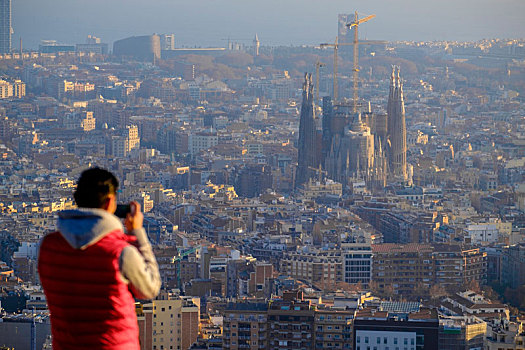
[57,208,124,250]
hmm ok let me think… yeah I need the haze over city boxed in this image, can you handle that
[14,0,525,48]
[1,0,525,349]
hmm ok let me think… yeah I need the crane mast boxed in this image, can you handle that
[347,11,376,112]
[320,36,353,101]
[315,59,326,102]
[321,12,383,104]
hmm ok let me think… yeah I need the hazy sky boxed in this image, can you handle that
[14,0,525,49]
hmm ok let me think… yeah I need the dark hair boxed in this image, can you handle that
[73,167,119,208]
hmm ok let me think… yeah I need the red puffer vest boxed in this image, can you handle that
[38,229,139,350]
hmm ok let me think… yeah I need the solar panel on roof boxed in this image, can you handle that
[379,301,421,313]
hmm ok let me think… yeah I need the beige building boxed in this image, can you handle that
[486,319,525,350]
[280,249,342,288]
[300,178,342,200]
[152,295,200,350]
[126,124,140,152]
[438,315,486,350]
[0,79,25,98]
[80,111,96,132]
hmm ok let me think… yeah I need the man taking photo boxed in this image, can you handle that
[39,167,161,349]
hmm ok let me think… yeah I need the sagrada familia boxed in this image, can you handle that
[296,66,408,192]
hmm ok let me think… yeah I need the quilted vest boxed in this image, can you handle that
[38,230,139,350]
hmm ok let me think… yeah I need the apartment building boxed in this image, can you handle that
[222,302,268,350]
[151,295,200,350]
[372,243,487,297]
[280,249,342,287]
[268,298,315,350]
[314,306,354,349]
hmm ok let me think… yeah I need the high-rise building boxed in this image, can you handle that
[386,66,408,182]
[0,0,11,54]
[337,14,354,60]
[296,73,321,187]
[160,34,175,50]
[342,242,373,287]
[150,295,200,350]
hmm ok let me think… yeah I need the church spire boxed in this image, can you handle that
[296,73,319,188]
[253,33,260,57]
[386,66,407,182]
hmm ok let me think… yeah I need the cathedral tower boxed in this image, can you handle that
[296,73,320,187]
[386,66,407,182]
[253,33,260,57]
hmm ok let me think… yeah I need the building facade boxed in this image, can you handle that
[354,307,439,350]
[372,244,487,297]
[342,242,373,287]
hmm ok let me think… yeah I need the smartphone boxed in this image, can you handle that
[115,204,131,218]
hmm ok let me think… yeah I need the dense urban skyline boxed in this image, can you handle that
[1,1,525,349]
[13,0,525,49]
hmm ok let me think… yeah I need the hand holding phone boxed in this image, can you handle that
[124,201,143,233]
[115,204,131,218]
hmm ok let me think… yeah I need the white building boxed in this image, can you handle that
[341,242,372,287]
[189,131,218,156]
[466,223,499,245]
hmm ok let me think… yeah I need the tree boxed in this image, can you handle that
[369,280,380,295]
[465,279,481,293]
[429,284,447,301]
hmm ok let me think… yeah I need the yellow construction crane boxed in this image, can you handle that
[347,11,375,113]
[321,12,386,106]
[315,59,326,102]
[320,36,352,102]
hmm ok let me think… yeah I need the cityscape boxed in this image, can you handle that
[1,1,525,349]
